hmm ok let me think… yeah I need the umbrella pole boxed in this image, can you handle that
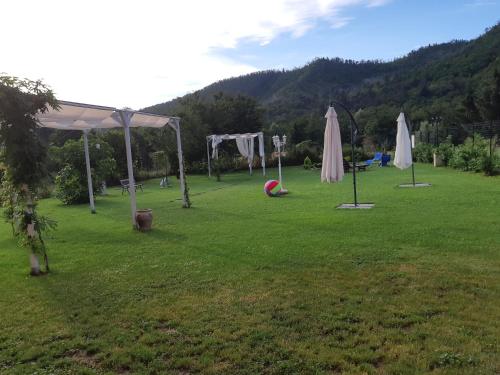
[332,101,375,209]
[409,119,415,187]
[411,162,416,187]
[351,123,358,206]
[332,101,359,207]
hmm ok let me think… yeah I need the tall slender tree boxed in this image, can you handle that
[0,75,58,275]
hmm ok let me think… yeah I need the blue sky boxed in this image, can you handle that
[2,0,499,108]
[216,0,500,71]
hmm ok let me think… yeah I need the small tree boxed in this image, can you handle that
[0,75,58,275]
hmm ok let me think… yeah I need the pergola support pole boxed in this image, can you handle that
[172,119,190,208]
[120,112,138,229]
[259,132,266,176]
[83,130,96,214]
[207,138,212,177]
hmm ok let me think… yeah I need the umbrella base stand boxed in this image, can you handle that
[337,203,375,209]
[398,183,432,188]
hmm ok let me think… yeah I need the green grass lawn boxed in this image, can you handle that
[1,164,499,374]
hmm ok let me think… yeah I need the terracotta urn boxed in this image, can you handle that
[135,209,153,231]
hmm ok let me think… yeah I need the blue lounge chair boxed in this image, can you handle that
[365,152,383,166]
[380,154,391,167]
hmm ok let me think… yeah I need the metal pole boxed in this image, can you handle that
[351,123,358,206]
[408,119,416,187]
[490,121,493,157]
[435,119,439,146]
[277,141,282,185]
[332,101,359,206]
[83,130,96,214]
[207,138,212,177]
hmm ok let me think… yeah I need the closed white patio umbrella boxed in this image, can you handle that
[321,106,344,183]
[395,112,432,188]
[394,112,413,170]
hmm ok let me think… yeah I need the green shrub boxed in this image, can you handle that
[52,136,117,205]
[481,154,499,176]
[342,145,370,162]
[434,137,454,166]
[449,137,488,172]
[413,143,434,163]
[55,165,88,204]
[303,156,313,170]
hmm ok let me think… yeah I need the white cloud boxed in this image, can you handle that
[1,0,390,109]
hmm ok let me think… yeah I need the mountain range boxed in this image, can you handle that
[144,23,500,125]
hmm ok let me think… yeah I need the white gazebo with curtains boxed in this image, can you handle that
[206,132,266,176]
[37,100,189,228]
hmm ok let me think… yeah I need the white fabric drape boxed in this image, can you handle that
[236,136,255,171]
[236,137,250,159]
[258,133,265,174]
[321,106,344,183]
[249,137,254,164]
[211,135,223,159]
[394,113,413,170]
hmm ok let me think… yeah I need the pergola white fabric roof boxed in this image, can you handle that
[37,101,188,228]
[38,101,173,130]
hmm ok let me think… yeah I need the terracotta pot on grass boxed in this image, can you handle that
[136,209,153,231]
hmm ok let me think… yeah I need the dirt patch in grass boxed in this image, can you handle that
[70,349,100,369]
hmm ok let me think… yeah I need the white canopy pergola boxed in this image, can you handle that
[206,132,265,176]
[37,100,188,228]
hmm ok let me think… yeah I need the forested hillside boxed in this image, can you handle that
[145,23,499,127]
[139,23,500,169]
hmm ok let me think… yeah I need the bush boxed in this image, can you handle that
[342,145,371,162]
[413,143,434,163]
[449,137,488,172]
[55,165,88,204]
[303,156,313,170]
[51,136,117,205]
[481,155,499,176]
[434,137,454,166]
[285,140,321,165]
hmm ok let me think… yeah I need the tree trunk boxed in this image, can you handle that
[22,184,45,276]
[43,251,50,273]
[30,252,41,276]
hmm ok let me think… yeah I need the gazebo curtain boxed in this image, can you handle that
[207,132,265,176]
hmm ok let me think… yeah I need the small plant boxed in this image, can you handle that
[303,156,313,170]
[430,352,478,369]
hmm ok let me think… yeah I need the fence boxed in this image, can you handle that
[415,120,500,154]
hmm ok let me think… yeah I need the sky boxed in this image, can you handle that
[1,0,499,109]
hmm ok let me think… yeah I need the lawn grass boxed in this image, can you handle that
[0,164,499,374]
